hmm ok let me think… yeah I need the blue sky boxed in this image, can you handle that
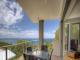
[0,0,60,39]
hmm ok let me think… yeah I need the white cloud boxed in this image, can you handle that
[0,29,56,39]
[44,31,56,39]
[0,29,39,39]
[0,0,23,28]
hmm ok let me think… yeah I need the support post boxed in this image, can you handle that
[66,24,69,51]
[68,24,71,51]
[66,24,71,51]
[78,23,80,48]
[60,20,64,60]
[39,20,44,47]
[60,0,71,60]
[5,47,8,60]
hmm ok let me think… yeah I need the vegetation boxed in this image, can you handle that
[53,27,60,48]
[16,40,32,46]
[0,40,33,60]
[0,41,10,47]
[54,28,60,41]
[9,40,32,60]
[71,24,79,39]
[45,40,53,52]
[53,24,79,50]
[0,38,54,60]
[0,24,78,60]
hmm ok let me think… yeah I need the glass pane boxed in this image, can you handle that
[65,24,69,51]
[71,24,79,40]
[70,24,79,51]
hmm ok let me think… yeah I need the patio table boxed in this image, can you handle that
[24,50,49,60]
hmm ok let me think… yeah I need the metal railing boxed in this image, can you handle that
[0,43,32,60]
[0,43,53,60]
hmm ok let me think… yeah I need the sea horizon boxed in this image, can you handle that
[0,38,54,45]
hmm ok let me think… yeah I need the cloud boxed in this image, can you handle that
[0,29,39,39]
[44,31,56,39]
[0,29,56,39]
[0,0,23,28]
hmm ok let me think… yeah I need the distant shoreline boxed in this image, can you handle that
[0,38,54,40]
[0,38,54,45]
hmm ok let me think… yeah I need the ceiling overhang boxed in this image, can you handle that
[17,0,65,23]
[65,0,80,23]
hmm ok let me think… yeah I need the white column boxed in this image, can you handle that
[60,20,64,60]
[68,23,71,51]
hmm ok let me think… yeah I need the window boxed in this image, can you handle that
[70,24,79,51]
[66,23,80,52]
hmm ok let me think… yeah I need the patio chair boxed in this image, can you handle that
[27,47,32,53]
[23,54,35,60]
[41,45,48,52]
[23,47,33,60]
[23,54,27,60]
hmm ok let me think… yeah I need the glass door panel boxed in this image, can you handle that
[70,24,79,51]
[66,23,80,52]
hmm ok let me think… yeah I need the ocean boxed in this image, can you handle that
[0,38,53,45]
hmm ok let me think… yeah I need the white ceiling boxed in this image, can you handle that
[17,0,65,23]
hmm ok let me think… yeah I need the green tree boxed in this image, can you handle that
[16,40,32,45]
[45,40,52,51]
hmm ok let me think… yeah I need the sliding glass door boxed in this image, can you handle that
[70,24,79,51]
[66,23,80,52]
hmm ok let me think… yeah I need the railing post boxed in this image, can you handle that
[23,43,26,53]
[5,47,8,60]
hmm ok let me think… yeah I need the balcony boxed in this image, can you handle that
[0,0,80,60]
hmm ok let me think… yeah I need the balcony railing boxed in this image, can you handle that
[0,43,38,60]
[0,42,53,60]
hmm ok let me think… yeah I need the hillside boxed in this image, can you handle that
[0,41,10,47]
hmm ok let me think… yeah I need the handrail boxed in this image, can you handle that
[0,43,30,60]
[0,43,31,49]
[0,43,37,60]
